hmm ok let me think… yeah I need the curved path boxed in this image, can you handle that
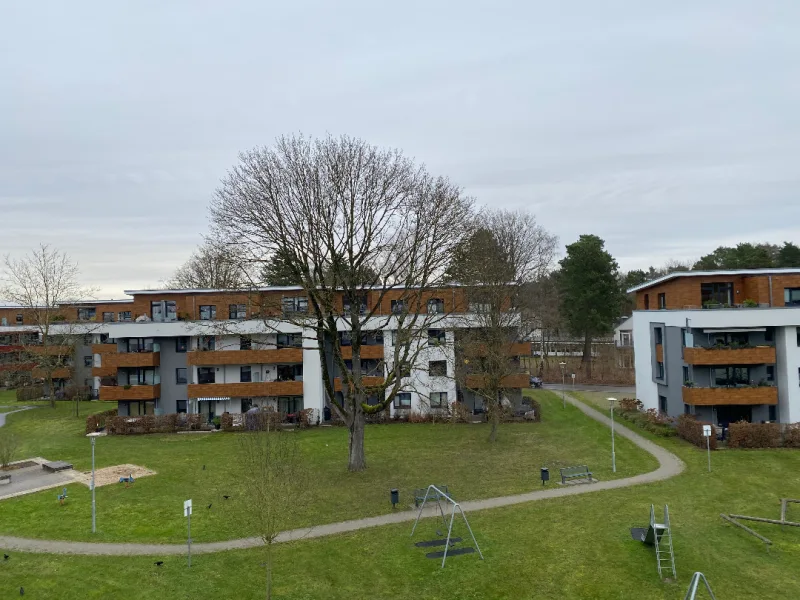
[0,393,685,556]
[0,405,38,428]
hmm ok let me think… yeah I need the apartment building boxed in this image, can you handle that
[1,286,529,421]
[629,268,800,426]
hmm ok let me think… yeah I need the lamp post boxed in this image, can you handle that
[86,432,102,533]
[607,397,617,473]
[559,362,567,409]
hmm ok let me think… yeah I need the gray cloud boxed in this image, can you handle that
[2,0,799,296]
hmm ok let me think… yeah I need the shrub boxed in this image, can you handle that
[85,408,118,434]
[0,431,19,468]
[528,397,542,422]
[619,397,643,412]
[676,414,717,449]
[220,412,234,432]
[449,401,471,424]
[16,386,44,402]
[728,421,781,448]
[783,423,800,448]
[408,411,433,423]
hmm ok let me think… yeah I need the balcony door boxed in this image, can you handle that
[716,404,752,426]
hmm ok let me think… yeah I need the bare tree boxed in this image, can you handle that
[237,427,308,600]
[212,134,474,471]
[1,245,94,409]
[168,238,248,289]
[449,210,557,441]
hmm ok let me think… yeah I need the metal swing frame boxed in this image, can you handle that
[684,572,716,600]
[410,484,484,568]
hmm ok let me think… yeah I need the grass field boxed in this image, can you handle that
[2,392,800,599]
[0,391,655,543]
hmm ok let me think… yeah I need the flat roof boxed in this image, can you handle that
[124,283,470,295]
[626,268,800,294]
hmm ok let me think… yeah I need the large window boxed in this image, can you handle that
[199,305,216,320]
[240,336,252,350]
[767,366,775,382]
[197,367,215,384]
[277,333,302,348]
[151,301,163,322]
[282,296,308,314]
[118,311,132,322]
[769,405,777,421]
[701,282,733,307]
[398,362,411,378]
[103,312,115,322]
[176,400,188,414]
[428,329,446,345]
[176,368,188,384]
[659,395,667,414]
[175,337,188,353]
[391,299,405,314]
[427,298,445,314]
[343,295,367,315]
[125,338,154,353]
[199,336,216,351]
[78,307,96,321]
[240,366,251,383]
[785,288,800,307]
[429,360,447,377]
[229,304,247,319]
[658,293,666,309]
[278,396,303,414]
[430,392,447,408]
[683,366,690,384]
[394,392,412,409]
[277,364,303,381]
[166,300,177,321]
[713,367,750,387]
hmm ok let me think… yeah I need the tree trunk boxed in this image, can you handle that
[266,543,272,600]
[582,332,592,379]
[488,390,501,443]
[347,408,367,472]
[47,375,55,409]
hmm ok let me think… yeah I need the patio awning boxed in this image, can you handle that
[196,397,231,402]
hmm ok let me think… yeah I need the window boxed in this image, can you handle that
[658,293,666,310]
[240,336,252,350]
[394,392,411,409]
[200,305,216,320]
[683,366,690,384]
[398,362,411,378]
[429,360,447,377]
[282,296,308,314]
[785,288,800,307]
[797,327,800,347]
[469,302,491,314]
[767,366,775,382]
[240,366,251,383]
[644,294,649,310]
[277,333,302,348]
[102,312,115,322]
[83,356,93,367]
[765,328,774,343]
[391,299,405,314]
[656,362,664,379]
[125,338,154,353]
[241,398,252,412]
[701,282,733,307]
[176,400,188,414]
[427,298,445,314]
[165,300,177,321]
[343,295,367,315]
[197,367,215,385]
[684,404,691,415]
[654,328,663,345]
[151,301,163,322]
[199,336,216,351]
[78,307,96,321]
[176,368,188,384]
[118,311,132,322]
[430,392,447,408]
[15,314,23,324]
[769,405,777,421]
[277,364,303,381]
[278,396,303,414]
[428,329,446,345]
[714,367,750,386]
[175,337,188,353]
[229,304,247,319]
[658,395,667,414]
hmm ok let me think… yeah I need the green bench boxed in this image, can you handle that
[560,465,593,484]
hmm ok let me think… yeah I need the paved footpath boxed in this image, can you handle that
[0,394,684,556]
[0,405,37,428]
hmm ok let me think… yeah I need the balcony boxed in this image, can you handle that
[464,342,531,357]
[684,346,776,366]
[187,348,303,366]
[340,346,384,360]
[187,380,304,399]
[682,386,778,406]
[106,352,161,368]
[92,343,118,355]
[32,367,72,379]
[100,384,160,401]
[465,373,529,389]
[28,345,73,356]
[333,376,385,392]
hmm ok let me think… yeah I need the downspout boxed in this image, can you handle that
[768,276,773,307]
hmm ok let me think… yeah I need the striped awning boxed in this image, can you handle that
[196,397,231,402]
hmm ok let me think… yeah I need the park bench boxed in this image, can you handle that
[0,473,10,484]
[559,465,593,485]
[414,485,451,508]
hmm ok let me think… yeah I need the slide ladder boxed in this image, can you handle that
[650,504,677,579]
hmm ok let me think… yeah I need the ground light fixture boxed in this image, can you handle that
[559,362,567,408]
[607,397,617,473]
[86,432,104,533]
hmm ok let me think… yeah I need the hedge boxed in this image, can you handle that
[105,414,210,435]
[728,421,781,449]
[16,386,44,402]
[676,414,717,450]
[85,409,118,434]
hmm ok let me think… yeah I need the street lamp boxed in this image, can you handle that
[86,432,103,533]
[607,398,617,473]
[559,362,567,408]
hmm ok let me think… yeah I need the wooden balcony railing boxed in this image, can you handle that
[187,380,304,399]
[682,386,778,406]
[333,376,385,391]
[99,384,160,401]
[465,373,529,389]
[683,346,776,366]
[187,348,303,366]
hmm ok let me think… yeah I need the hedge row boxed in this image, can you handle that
[105,414,211,435]
[85,409,118,434]
[676,414,718,450]
[726,421,800,449]
[16,386,44,402]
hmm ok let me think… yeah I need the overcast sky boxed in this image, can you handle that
[2,1,799,298]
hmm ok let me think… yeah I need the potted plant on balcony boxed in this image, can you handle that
[683,380,695,388]
[123,384,132,390]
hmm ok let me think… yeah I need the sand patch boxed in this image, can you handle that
[75,464,157,488]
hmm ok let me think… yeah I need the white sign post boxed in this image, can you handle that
[184,499,193,567]
[703,425,712,473]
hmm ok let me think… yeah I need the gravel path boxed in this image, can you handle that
[0,393,685,556]
[0,405,37,428]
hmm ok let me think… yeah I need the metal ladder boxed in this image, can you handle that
[652,504,677,579]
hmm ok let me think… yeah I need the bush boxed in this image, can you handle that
[783,423,800,448]
[449,402,471,424]
[0,431,19,468]
[616,410,676,437]
[220,412,234,432]
[85,409,118,434]
[16,386,44,402]
[728,421,781,448]
[619,397,643,412]
[676,414,717,449]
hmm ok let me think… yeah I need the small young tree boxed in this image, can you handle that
[212,134,474,471]
[169,238,248,289]
[558,235,624,378]
[237,427,308,599]
[449,209,557,441]
[0,431,19,469]
[1,245,94,409]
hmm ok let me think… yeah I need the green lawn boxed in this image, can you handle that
[0,391,655,543]
[3,399,800,599]
[0,388,18,405]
